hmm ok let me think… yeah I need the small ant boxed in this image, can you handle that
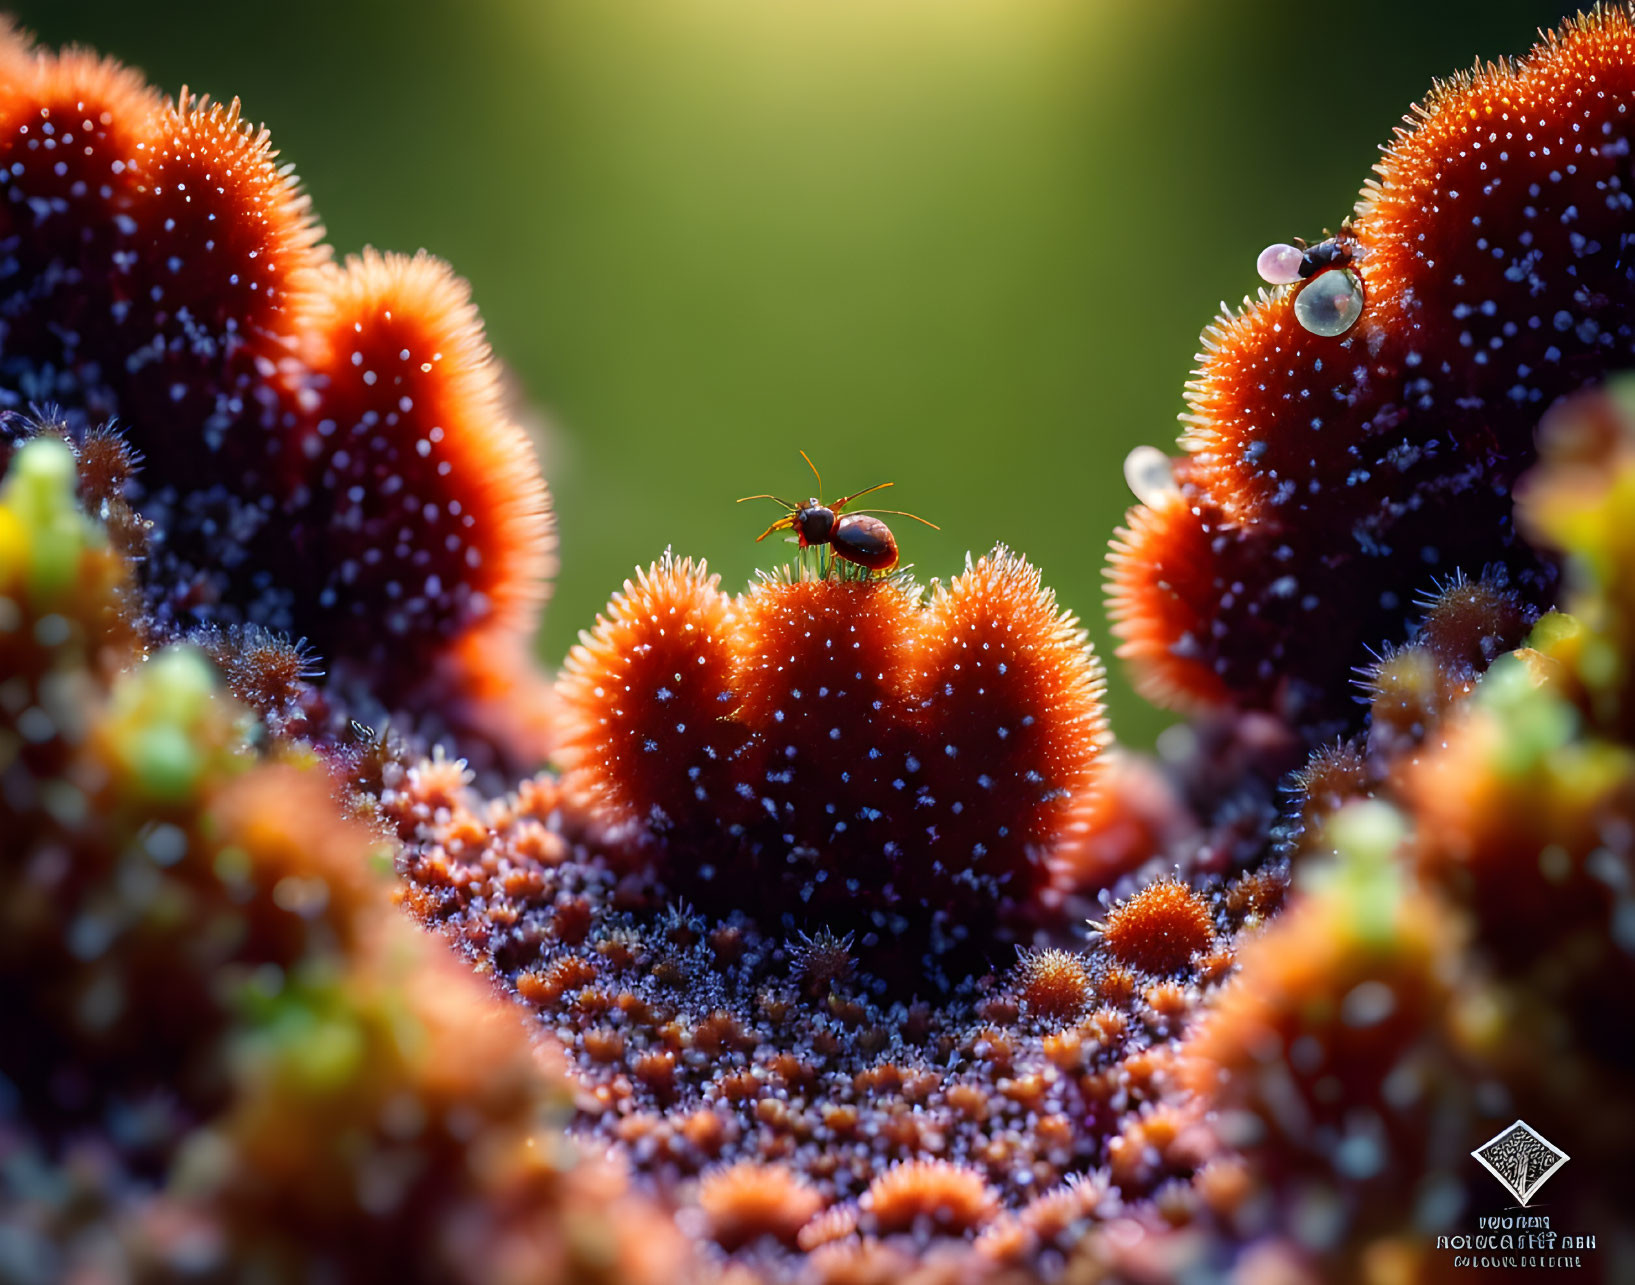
[739,451,939,574]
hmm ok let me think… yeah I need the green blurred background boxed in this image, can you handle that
[14,0,1575,743]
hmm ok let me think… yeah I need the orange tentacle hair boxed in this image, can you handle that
[1105,485,1237,712]
[0,26,553,760]
[914,549,1107,871]
[555,548,1107,980]
[291,250,553,662]
[1111,7,1635,723]
[121,91,326,476]
[556,553,749,838]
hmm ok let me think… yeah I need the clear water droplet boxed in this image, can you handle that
[1294,268,1364,337]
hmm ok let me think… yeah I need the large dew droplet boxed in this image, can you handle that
[1256,242,1305,286]
[1294,268,1364,337]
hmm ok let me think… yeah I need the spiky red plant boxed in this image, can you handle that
[1099,876,1216,976]
[557,550,1107,979]
[1109,9,1635,723]
[1415,572,1530,676]
[859,1159,1001,1237]
[0,28,553,757]
[697,1161,825,1251]
[1015,947,1092,1020]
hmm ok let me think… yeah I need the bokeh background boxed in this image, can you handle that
[13,0,1577,743]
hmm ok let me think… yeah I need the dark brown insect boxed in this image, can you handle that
[739,451,939,573]
[1296,234,1355,280]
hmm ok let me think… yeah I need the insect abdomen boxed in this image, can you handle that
[831,513,898,571]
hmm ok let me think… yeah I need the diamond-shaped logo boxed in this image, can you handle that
[1471,1120,1569,1207]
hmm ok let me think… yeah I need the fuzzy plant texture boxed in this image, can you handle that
[4,10,1635,1285]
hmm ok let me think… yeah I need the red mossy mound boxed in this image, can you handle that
[0,29,553,759]
[1109,10,1635,722]
[557,549,1106,980]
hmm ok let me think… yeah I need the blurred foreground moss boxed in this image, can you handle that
[0,438,693,1285]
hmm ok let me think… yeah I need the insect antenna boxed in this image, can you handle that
[848,508,941,530]
[831,480,894,509]
[799,449,823,498]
